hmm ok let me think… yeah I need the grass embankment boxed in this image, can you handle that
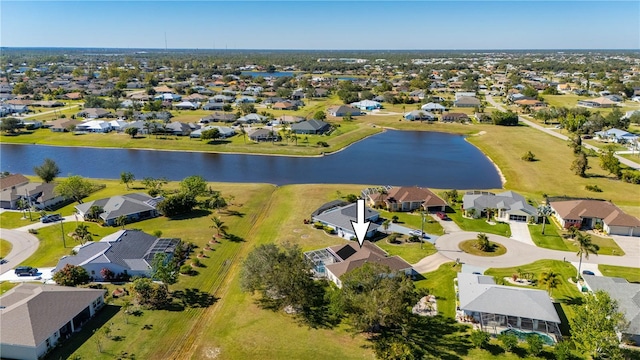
[0,281,18,294]
[458,240,507,257]
[598,265,640,283]
[1,238,13,258]
[466,123,640,215]
[528,223,625,256]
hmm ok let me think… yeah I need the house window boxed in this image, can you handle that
[46,338,51,348]
[91,270,95,275]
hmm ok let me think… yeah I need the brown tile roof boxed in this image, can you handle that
[550,200,640,227]
[326,241,411,278]
[386,186,446,207]
[0,174,29,191]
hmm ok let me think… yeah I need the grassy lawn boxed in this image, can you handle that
[415,262,461,318]
[0,281,19,295]
[529,222,568,251]
[374,237,437,264]
[447,205,511,237]
[466,123,640,211]
[484,259,584,329]
[598,264,640,283]
[377,209,444,235]
[0,211,41,229]
[458,239,507,256]
[1,238,13,257]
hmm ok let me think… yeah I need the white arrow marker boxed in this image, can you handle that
[350,199,370,248]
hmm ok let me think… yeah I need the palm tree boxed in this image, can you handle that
[115,215,127,229]
[210,216,228,238]
[575,231,599,279]
[537,205,553,235]
[539,271,561,297]
[382,219,391,234]
[239,124,246,144]
[74,223,93,245]
[476,233,491,252]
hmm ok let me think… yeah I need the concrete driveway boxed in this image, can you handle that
[610,235,640,260]
[508,221,535,246]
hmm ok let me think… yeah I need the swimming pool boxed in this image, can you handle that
[500,328,556,346]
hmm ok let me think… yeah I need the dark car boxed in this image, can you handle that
[436,212,449,220]
[15,266,38,276]
[582,270,595,276]
[0,259,7,265]
[41,214,62,223]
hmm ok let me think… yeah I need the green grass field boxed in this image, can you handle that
[528,222,624,256]
[376,209,444,235]
[374,238,437,264]
[0,211,41,229]
[598,264,640,283]
[0,239,13,258]
[458,239,507,256]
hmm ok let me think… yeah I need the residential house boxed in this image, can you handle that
[462,190,537,222]
[290,119,331,134]
[582,275,640,345]
[305,241,414,288]
[350,100,382,110]
[577,97,617,108]
[594,128,638,145]
[454,96,481,108]
[311,200,380,240]
[0,175,64,210]
[199,112,237,123]
[47,118,81,132]
[202,102,226,111]
[190,125,235,139]
[549,199,640,236]
[441,112,470,123]
[457,273,561,340]
[31,100,63,107]
[421,102,446,113]
[174,101,199,110]
[210,94,235,103]
[77,108,111,119]
[154,93,182,102]
[165,121,192,136]
[404,110,436,121]
[75,193,163,226]
[277,115,305,124]
[183,93,208,103]
[76,120,112,133]
[248,128,279,142]
[273,101,298,110]
[235,95,256,104]
[514,99,546,108]
[327,105,361,117]
[365,186,447,212]
[0,284,106,360]
[54,229,181,280]
[237,113,267,124]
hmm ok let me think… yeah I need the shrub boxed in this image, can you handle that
[180,264,194,275]
[526,334,544,356]
[521,151,536,161]
[100,268,115,281]
[313,221,324,229]
[191,258,202,267]
[470,330,490,349]
[621,170,640,184]
[585,184,602,192]
[497,332,519,352]
[317,141,329,147]
[554,341,573,360]
[28,228,38,234]
[323,226,336,234]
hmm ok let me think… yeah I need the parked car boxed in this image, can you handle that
[14,266,38,276]
[582,270,595,276]
[409,230,429,239]
[41,214,62,223]
[0,258,7,264]
[436,212,449,220]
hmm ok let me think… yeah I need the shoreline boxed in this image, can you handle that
[464,133,507,188]
[0,127,385,159]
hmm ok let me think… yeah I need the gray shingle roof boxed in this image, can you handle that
[457,273,560,323]
[0,284,105,347]
[463,191,536,217]
[75,193,160,222]
[583,275,640,336]
[313,202,380,233]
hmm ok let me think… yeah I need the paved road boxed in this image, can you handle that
[485,94,640,170]
[434,231,640,269]
[0,229,39,275]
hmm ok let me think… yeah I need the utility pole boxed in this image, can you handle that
[60,217,66,248]
[420,211,425,250]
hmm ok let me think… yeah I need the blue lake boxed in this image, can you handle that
[0,130,501,189]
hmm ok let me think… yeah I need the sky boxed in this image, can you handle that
[1,1,639,50]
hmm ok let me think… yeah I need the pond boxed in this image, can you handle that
[0,130,502,189]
